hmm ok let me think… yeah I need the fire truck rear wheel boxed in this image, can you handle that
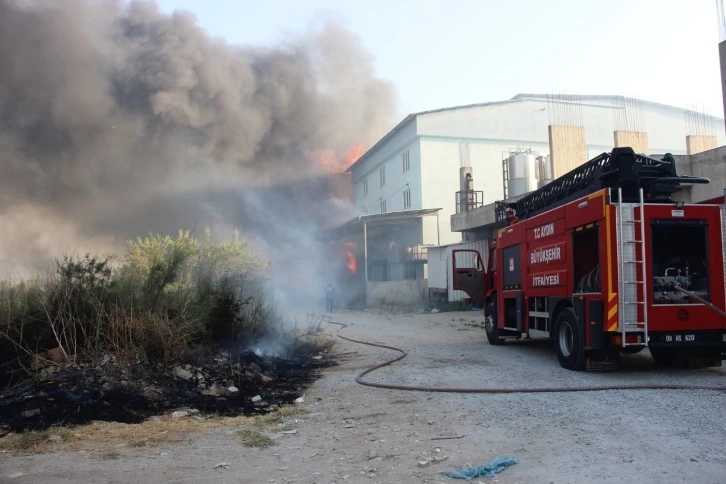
[555,308,586,371]
[485,303,504,346]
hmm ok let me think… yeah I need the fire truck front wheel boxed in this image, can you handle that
[485,303,504,346]
[555,308,586,371]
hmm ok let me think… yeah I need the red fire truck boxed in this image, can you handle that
[453,147,726,370]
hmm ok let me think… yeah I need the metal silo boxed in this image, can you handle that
[536,155,554,188]
[506,153,537,197]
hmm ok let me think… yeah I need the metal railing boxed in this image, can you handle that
[399,245,428,262]
[455,190,484,213]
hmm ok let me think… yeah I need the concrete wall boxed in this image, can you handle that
[548,125,587,178]
[687,146,726,202]
[367,280,427,306]
[667,147,726,203]
[614,130,649,154]
[451,201,497,233]
[686,135,718,155]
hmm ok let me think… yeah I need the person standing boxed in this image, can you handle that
[325,283,336,312]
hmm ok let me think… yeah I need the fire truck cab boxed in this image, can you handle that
[453,147,726,370]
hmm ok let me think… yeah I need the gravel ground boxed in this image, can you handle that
[2,309,725,484]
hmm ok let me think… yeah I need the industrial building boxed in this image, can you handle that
[337,93,725,306]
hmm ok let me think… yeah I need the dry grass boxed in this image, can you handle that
[99,451,122,460]
[292,333,335,357]
[237,429,275,448]
[0,405,305,455]
[0,427,74,452]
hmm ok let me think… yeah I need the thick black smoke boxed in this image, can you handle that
[0,0,396,276]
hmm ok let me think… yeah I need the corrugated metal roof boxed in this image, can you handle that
[345,93,724,174]
[327,208,442,239]
[511,94,724,122]
[345,98,519,174]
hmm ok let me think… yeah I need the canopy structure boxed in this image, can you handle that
[327,208,443,240]
[326,208,443,305]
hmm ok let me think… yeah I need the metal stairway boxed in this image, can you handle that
[615,188,649,347]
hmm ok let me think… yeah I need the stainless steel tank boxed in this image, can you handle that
[536,155,554,189]
[507,153,537,197]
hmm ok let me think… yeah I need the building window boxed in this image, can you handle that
[402,151,410,172]
[380,200,386,213]
[404,263,417,280]
[379,167,385,187]
[362,179,368,197]
[403,189,411,209]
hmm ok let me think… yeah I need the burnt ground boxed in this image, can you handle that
[0,348,334,433]
[1,311,726,483]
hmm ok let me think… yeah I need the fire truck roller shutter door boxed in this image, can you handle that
[503,245,521,289]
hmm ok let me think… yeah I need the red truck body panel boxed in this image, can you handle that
[451,189,726,362]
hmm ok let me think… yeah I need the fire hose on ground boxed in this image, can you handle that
[324,317,726,394]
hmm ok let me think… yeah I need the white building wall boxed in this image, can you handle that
[427,240,489,301]
[420,138,459,246]
[348,95,726,276]
[420,137,552,246]
[354,140,422,216]
[415,96,726,154]
[351,118,418,211]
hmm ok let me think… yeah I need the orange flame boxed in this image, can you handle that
[346,251,356,273]
[343,143,365,166]
[309,143,366,173]
[335,241,358,274]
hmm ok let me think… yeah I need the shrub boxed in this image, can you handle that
[0,228,278,381]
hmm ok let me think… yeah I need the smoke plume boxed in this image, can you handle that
[0,0,397,287]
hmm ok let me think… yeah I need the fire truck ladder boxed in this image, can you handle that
[615,187,649,347]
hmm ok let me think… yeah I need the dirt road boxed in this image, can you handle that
[2,309,726,483]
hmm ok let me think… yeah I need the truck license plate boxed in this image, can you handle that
[663,334,696,343]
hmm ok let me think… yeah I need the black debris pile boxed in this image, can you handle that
[0,347,333,432]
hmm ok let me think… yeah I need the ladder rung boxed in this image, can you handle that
[623,220,642,224]
[622,240,642,244]
[624,281,644,284]
[625,301,645,305]
[624,322,646,326]
[624,260,643,263]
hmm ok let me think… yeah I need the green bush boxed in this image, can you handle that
[0,229,276,373]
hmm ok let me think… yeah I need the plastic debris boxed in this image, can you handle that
[214,462,231,470]
[439,457,518,481]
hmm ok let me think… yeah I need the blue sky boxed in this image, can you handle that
[156,0,723,120]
